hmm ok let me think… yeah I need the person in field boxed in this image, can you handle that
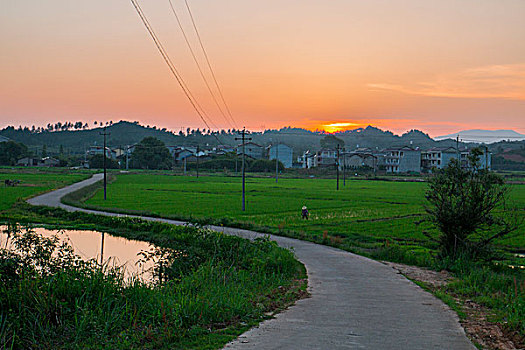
[301,205,309,220]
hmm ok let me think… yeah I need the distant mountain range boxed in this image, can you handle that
[1,121,523,158]
[435,129,525,144]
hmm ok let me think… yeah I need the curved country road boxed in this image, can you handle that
[28,174,474,349]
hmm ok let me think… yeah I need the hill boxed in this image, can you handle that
[0,121,181,155]
[0,120,513,159]
[435,129,525,144]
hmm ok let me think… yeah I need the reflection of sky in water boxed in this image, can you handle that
[1,226,155,281]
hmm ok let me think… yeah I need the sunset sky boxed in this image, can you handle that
[1,0,524,136]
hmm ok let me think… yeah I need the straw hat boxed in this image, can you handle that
[302,206,307,210]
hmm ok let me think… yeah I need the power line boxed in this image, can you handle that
[129,0,225,147]
[167,0,234,130]
[183,0,239,129]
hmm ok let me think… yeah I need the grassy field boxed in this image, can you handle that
[0,169,91,210]
[84,174,525,252]
[2,169,524,342]
[80,172,525,340]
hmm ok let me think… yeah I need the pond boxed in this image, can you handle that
[0,225,156,281]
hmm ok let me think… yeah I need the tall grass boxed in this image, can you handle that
[0,219,304,349]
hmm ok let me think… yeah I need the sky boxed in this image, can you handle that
[1,0,524,137]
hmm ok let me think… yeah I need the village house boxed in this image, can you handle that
[236,142,264,159]
[17,157,59,167]
[384,146,421,173]
[87,146,116,159]
[314,148,337,167]
[341,148,378,170]
[16,157,40,167]
[268,143,293,168]
[300,150,314,168]
[460,148,492,170]
[166,145,179,157]
[112,147,127,158]
[421,147,458,171]
[173,148,194,164]
[212,145,235,155]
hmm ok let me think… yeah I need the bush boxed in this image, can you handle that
[425,149,520,260]
[248,159,284,172]
[88,154,120,169]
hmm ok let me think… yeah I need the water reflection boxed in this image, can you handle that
[0,225,155,281]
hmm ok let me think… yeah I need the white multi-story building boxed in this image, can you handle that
[384,146,421,173]
[421,147,458,171]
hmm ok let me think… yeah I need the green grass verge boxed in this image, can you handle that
[0,171,306,349]
[0,208,306,349]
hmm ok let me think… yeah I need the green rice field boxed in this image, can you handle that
[0,170,90,211]
[85,174,525,251]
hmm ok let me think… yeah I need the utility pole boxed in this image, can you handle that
[343,147,346,186]
[235,127,251,211]
[196,145,200,178]
[336,144,340,191]
[100,126,110,200]
[456,134,460,165]
[275,140,279,183]
[125,145,129,170]
[484,145,489,170]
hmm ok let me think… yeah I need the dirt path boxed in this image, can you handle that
[28,174,475,349]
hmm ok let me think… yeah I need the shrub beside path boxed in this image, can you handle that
[28,174,475,349]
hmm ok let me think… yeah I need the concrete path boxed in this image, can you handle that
[28,174,475,350]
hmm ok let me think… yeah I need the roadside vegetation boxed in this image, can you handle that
[1,166,524,346]
[77,168,524,342]
[0,171,306,349]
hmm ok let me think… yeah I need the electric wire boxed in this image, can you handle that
[167,0,234,130]
[183,0,239,129]
[130,0,225,144]
[130,0,225,146]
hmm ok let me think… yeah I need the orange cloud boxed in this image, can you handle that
[368,63,525,100]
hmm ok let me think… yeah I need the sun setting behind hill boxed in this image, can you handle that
[319,122,364,133]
